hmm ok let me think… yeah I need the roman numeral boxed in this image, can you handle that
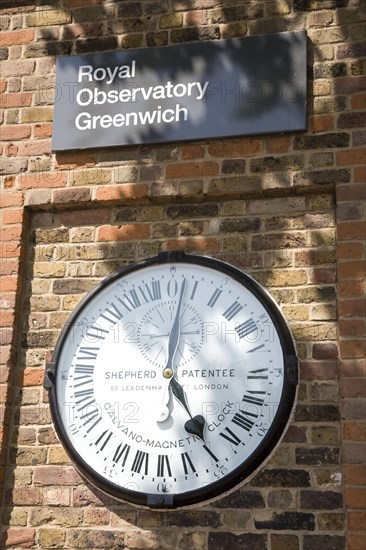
[112,443,130,467]
[74,364,95,376]
[100,302,123,324]
[207,288,222,307]
[190,280,199,301]
[74,377,93,388]
[181,452,196,475]
[74,347,98,378]
[235,318,258,339]
[223,300,243,321]
[86,326,109,340]
[74,387,94,405]
[242,393,265,406]
[247,368,269,380]
[203,444,219,463]
[232,409,258,432]
[77,346,99,359]
[118,289,141,312]
[138,280,161,303]
[131,450,149,475]
[247,343,265,353]
[81,411,102,433]
[156,455,172,478]
[94,429,113,452]
[219,427,242,446]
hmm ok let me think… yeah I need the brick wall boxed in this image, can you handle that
[0,1,365,549]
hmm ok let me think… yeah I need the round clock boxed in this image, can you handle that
[45,252,298,509]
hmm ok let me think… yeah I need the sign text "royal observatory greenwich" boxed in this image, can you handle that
[52,32,307,151]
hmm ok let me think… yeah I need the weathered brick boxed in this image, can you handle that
[26,10,72,27]
[303,535,346,550]
[1,125,31,141]
[166,161,219,179]
[97,224,150,241]
[4,528,35,548]
[255,512,315,531]
[208,532,267,550]
[21,107,53,123]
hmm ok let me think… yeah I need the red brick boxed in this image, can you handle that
[22,368,44,387]
[95,184,149,202]
[340,340,366,359]
[300,361,338,380]
[0,29,34,47]
[348,511,366,530]
[342,379,366,398]
[337,221,366,240]
[1,125,32,141]
[344,442,366,466]
[352,93,366,110]
[2,209,24,225]
[1,93,33,109]
[52,187,91,205]
[311,114,334,133]
[336,148,366,166]
[339,319,366,337]
[0,311,14,328]
[59,209,109,226]
[344,465,366,485]
[0,277,18,292]
[208,139,262,157]
[55,152,97,170]
[344,422,366,442]
[181,144,205,160]
[4,528,35,548]
[1,59,35,78]
[166,161,219,179]
[312,343,338,360]
[0,193,24,208]
[337,242,365,259]
[338,261,366,279]
[345,487,366,508]
[98,224,150,241]
[163,237,220,253]
[34,123,53,139]
[334,76,366,95]
[348,534,366,550]
[0,225,22,242]
[34,466,82,485]
[338,280,365,298]
[0,243,22,259]
[18,172,67,190]
[266,136,292,154]
[0,259,19,276]
[337,183,366,201]
[18,140,52,156]
[354,166,366,183]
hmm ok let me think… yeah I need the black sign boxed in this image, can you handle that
[52,31,307,151]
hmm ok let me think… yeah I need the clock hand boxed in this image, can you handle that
[156,278,206,440]
[163,278,186,376]
[156,278,186,423]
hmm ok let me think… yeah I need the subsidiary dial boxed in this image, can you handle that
[137,301,204,368]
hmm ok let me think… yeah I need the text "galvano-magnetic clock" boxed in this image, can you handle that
[45,252,298,509]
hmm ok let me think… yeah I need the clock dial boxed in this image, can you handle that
[47,253,298,508]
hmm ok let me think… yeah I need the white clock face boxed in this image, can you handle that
[51,255,297,508]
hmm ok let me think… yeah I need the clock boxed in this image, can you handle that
[45,251,298,509]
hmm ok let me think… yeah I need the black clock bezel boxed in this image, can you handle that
[45,251,298,509]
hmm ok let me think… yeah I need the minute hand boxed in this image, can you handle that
[163,278,186,374]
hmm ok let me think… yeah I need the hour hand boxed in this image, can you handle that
[164,371,206,442]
